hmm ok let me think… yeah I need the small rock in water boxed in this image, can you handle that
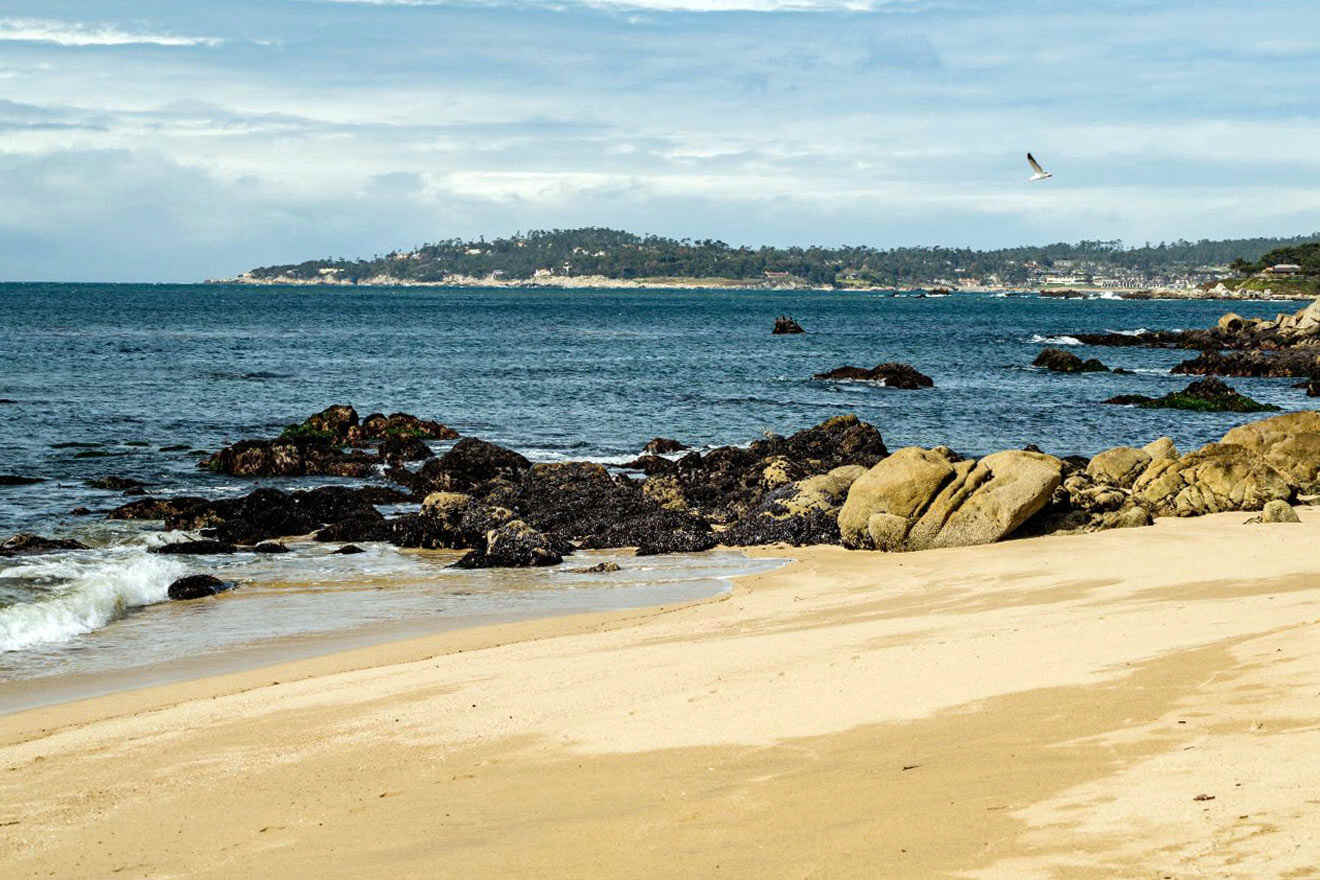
[335,544,367,555]
[812,363,934,389]
[643,437,687,455]
[1104,378,1279,413]
[772,315,805,335]
[0,533,90,556]
[70,507,92,516]
[150,540,241,555]
[253,542,291,553]
[0,475,44,486]
[1032,348,1109,373]
[160,444,191,452]
[167,574,229,601]
[85,476,146,491]
[573,561,622,573]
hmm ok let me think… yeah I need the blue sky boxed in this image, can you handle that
[2,0,1319,281]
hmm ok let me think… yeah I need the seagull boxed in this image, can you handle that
[1027,153,1053,182]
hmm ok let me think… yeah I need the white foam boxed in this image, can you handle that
[1108,328,1149,336]
[0,550,187,652]
[1029,334,1083,346]
[1092,291,1123,300]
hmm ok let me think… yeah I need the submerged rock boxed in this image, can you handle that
[1104,378,1280,413]
[86,476,145,491]
[813,363,934,389]
[0,475,44,487]
[167,574,229,601]
[0,533,90,556]
[334,545,366,555]
[1032,348,1109,373]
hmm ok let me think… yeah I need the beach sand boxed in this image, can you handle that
[4,510,1320,878]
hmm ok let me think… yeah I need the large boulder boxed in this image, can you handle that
[838,448,1062,551]
[515,462,655,539]
[1086,446,1152,488]
[167,574,230,601]
[416,438,530,494]
[1220,410,1320,490]
[1131,442,1292,516]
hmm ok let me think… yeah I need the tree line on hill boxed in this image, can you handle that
[241,227,1320,287]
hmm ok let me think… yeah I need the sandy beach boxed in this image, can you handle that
[4,511,1320,878]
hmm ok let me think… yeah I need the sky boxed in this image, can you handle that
[2,0,1319,281]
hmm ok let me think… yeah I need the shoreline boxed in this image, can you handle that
[6,514,1320,876]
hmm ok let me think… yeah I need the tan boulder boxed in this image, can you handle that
[1217,312,1246,333]
[837,447,955,549]
[1142,436,1178,462]
[1221,411,1320,489]
[1262,499,1301,523]
[1132,442,1292,516]
[782,465,868,517]
[421,491,472,516]
[1087,446,1152,488]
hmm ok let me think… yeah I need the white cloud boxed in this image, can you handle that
[311,0,925,11]
[0,18,222,48]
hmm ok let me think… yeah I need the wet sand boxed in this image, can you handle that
[4,510,1320,878]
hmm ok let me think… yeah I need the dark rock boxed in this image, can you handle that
[86,476,146,491]
[1103,378,1281,413]
[1032,348,1109,373]
[621,455,678,475]
[253,542,290,553]
[160,444,191,452]
[70,507,92,516]
[379,433,435,462]
[314,515,392,544]
[578,509,717,555]
[812,363,934,389]
[51,441,101,449]
[451,520,569,568]
[0,533,90,556]
[0,475,44,486]
[199,437,380,478]
[722,507,841,547]
[643,437,687,455]
[334,545,366,555]
[416,438,531,494]
[346,412,458,446]
[772,315,805,334]
[108,496,210,521]
[167,574,229,600]
[124,487,147,496]
[1171,349,1320,379]
[150,540,241,555]
[515,462,658,539]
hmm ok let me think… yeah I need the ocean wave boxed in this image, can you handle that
[1029,334,1083,346]
[1107,328,1149,336]
[1091,291,1123,300]
[0,549,187,652]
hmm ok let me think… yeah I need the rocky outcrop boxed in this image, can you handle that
[643,437,687,455]
[838,448,1061,551]
[167,574,230,600]
[1086,446,1152,488]
[410,437,531,496]
[1131,443,1292,516]
[159,486,391,545]
[1220,410,1320,490]
[578,509,717,555]
[0,533,90,556]
[772,316,805,334]
[812,363,934,388]
[452,520,571,568]
[1032,348,1109,373]
[1104,378,1280,413]
[1170,349,1320,379]
[108,496,210,521]
[724,465,864,546]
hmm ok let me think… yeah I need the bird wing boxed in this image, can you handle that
[1027,153,1045,174]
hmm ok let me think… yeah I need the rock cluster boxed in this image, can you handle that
[772,316,805,335]
[0,533,90,557]
[198,405,458,477]
[1032,348,1109,373]
[812,363,934,388]
[1104,378,1279,413]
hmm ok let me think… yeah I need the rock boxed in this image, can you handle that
[150,540,241,555]
[70,507,92,516]
[346,412,458,446]
[812,363,935,389]
[253,542,290,553]
[622,455,677,475]
[1218,312,1247,333]
[0,475,45,486]
[381,492,516,549]
[578,509,717,555]
[1086,446,1152,488]
[335,545,366,555]
[86,476,145,491]
[772,316,805,334]
[416,438,530,494]
[725,465,866,546]
[379,433,434,462]
[643,437,687,455]
[108,496,210,521]
[0,533,90,556]
[1220,411,1320,490]
[838,448,1062,551]
[165,486,386,545]
[160,444,191,452]
[302,404,359,438]
[1132,442,1292,516]
[1143,436,1179,462]
[1261,499,1301,523]
[452,520,569,568]
[573,561,621,573]
[1104,378,1280,413]
[167,574,229,600]
[1032,348,1109,373]
[515,462,656,539]
[199,438,379,478]
[1170,349,1320,379]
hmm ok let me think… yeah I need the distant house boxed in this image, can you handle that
[1265,263,1303,275]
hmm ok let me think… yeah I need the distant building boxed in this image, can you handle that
[1265,264,1302,275]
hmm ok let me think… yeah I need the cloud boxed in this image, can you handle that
[307,0,928,11]
[0,18,222,48]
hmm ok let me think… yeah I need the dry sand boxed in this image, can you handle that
[4,510,1320,878]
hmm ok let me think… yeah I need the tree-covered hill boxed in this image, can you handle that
[1232,241,1320,276]
[237,227,1320,288]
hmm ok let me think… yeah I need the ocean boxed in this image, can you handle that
[0,283,1305,700]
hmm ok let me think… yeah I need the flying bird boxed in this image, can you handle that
[1027,153,1053,182]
